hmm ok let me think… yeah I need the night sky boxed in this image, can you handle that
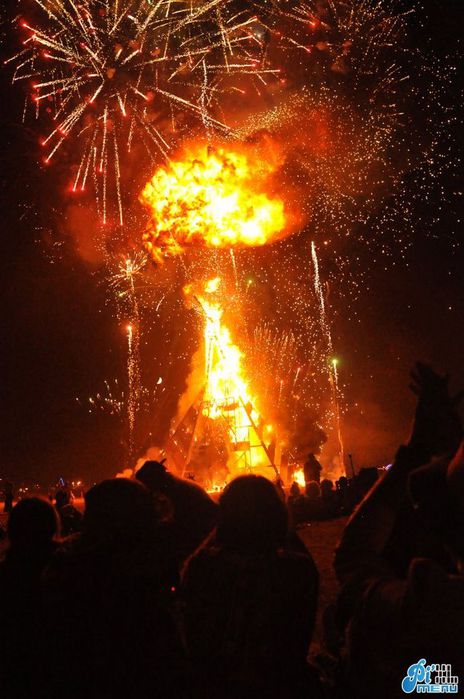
[1,0,463,485]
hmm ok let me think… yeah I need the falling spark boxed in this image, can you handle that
[330,357,345,472]
[126,322,141,461]
[230,249,239,290]
[311,240,333,356]
[8,0,273,220]
[312,241,344,472]
[7,0,457,485]
[109,252,147,301]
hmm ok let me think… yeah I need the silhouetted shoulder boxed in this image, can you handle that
[406,557,464,617]
[171,475,217,505]
[185,545,318,589]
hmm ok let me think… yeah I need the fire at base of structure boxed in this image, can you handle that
[165,278,280,489]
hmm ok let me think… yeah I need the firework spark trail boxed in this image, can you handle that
[292,366,301,392]
[8,0,273,220]
[331,357,345,473]
[235,87,399,252]
[233,0,455,263]
[108,252,147,301]
[81,379,125,416]
[311,241,344,471]
[277,378,284,408]
[229,249,239,290]
[109,253,147,459]
[126,322,141,463]
[9,0,453,252]
[7,0,457,480]
[246,324,312,436]
[311,240,332,356]
[254,0,412,101]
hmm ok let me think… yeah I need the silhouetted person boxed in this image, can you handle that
[304,480,324,520]
[54,481,71,510]
[3,480,14,513]
[304,453,322,484]
[335,364,464,699]
[0,497,60,697]
[136,460,218,563]
[54,480,82,537]
[42,478,188,698]
[57,501,82,536]
[336,476,356,514]
[320,479,339,519]
[182,475,320,699]
[287,482,306,526]
[353,466,378,503]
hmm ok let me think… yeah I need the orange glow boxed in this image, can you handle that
[196,277,256,421]
[187,278,273,476]
[140,142,286,263]
[293,467,306,488]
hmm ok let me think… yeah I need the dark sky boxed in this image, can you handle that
[1,0,463,485]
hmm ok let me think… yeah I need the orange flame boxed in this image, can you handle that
[194,277,257,422]
[186,278,274,477]
[293,467,306,488]
[140,142,286,263]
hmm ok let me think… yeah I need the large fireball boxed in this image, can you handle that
[140,143,287,263]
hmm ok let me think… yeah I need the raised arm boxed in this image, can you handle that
[334,363,462,584]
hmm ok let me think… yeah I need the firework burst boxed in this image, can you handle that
[80,378,125,416]
[108,251,148,300]
[7,0,275,222]
[6,1,459,479]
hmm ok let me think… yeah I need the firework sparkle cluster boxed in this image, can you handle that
[5,0,460,470]
[7,0,278,222]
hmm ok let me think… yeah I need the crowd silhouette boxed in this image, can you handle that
[0,363,463,698]
[288,469,380,525]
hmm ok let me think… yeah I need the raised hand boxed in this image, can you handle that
[408,362,463,463]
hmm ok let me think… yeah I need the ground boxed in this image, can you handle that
[298,517,347,650]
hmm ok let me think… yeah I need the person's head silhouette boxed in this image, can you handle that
[217,475,288,553]
[84,478,156,543]
[135,460,169,492]
[8,497,59,549]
